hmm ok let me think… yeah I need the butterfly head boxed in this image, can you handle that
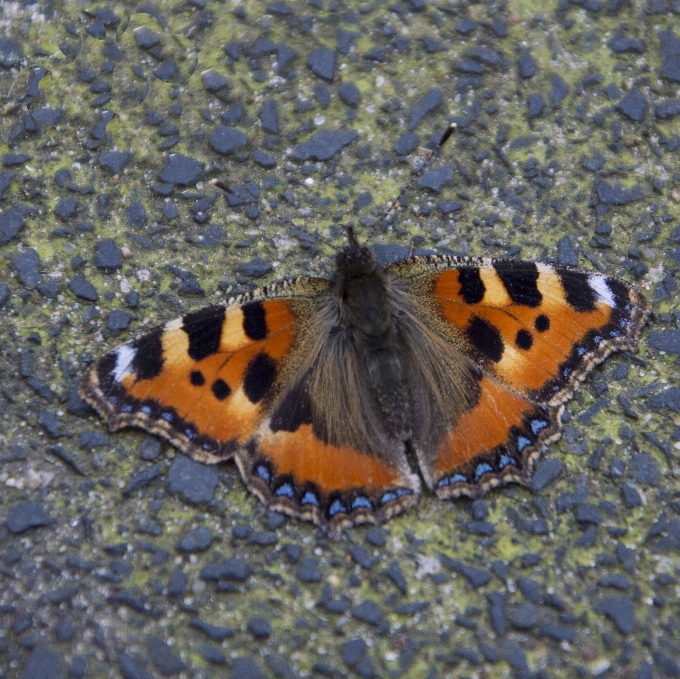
[334,228,394,338]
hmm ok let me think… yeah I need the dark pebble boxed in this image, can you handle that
[147,636,187,675]
[487,592,508,635]
[548,73,569,107]
[372,244,410,265]
[506,602,540,629]
[290,129,359,161]
[125,202,146,229]
[342,637,367,667]
[22,646,63,679]
[660,56,680,82]
[0,283,10,306]
[7,501,52,534]
[140,436,162,460]
[518,52,537,79]
[617,89,646,121]
[229,657,267,679]
[456,18,477,35]
[556,236,578,266]
[190,619,234,641]
[594,595,636,633]
[107,309,131,332]
[167,454,219,505]
[656,99,680,119]
[541,623,576,643]
[94,238,123,269]
[608,35,645,53]
[0,170,14,198]
[158,153,204,185]
[201,557,251,582]
[583,152,605,171]
[55,197,78,221]
[253,150,276,167]
[365,527,386,546]
[98,150,133,175]
[307,47,336,81]
[439,200,463,214]
[248,617,272,638]
[2,152,31,166]
[595,178,644,205]
[314,83,330,108]
[209,125,248,155]
[222,102,244,124]
[202,69,228,92]
[260,99,280,134]
[38,411,68,437]
[284,543,301,563]
[527,92,545,118]
[0,36,22,68]
[438,553,492,588]
[408,88,442,130]
[32,107,65,126]
[628,454,661,486]
[167,570,187,597]
[621,482,643,508]
[68,276,98,301]
[12,248,42,289]
[297,558,322,582]
[177,525,213,553]
[417,164,454,192]
[649,329,680,355]
[0,205,27,244]
[119,653,153,679]
[177,279,205,296]
[393,131,419,155]
[352,600,382,625]
[339,82,360,107]
[199,643,225,665]
[122,463,164,496]
[650,386,680,411]
[235,258,273,277]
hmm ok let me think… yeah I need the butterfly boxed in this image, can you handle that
[80,224,649,535]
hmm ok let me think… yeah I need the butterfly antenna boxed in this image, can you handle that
[377,122,457,234]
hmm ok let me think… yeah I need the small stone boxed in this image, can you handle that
[342,638,367,667]
[656,100,680,119]
[608,35,645,53]
[55,197,78,220]
[518,51,537,79]
[235,258,272,277]
[125,202,147,229]
[0,205,27,244]
[68,276,98,301]
[617,89,646,121]
[556,236,578,266]
[595,178,644,205]
[527,93,545,118]
[119,653,153,679]
[147,636,187,675]
[408,88,442,130]
[201,69,228,92]
[32,107,65,126]
[122,463,164,496]
[247,617,271,639]
[260,99,279,134]
[158,153,204,186]
[12,248,42,289]
[167,454,219,505]
[417,164,454,192]
[583,152,605,172]
[507,602,540,629]
[290,129,359,161]
[307,47,336,81]
[314,83,330,108]
[532,459,563,490]
[190,619,234,641]
[628,454,661,486]
[177,525,213,553]
[98,150,133,175]
[548,74,569,107]
[107,309,131,332]
[209,125,248,155]
[7,501,52,534]
[252,150,276,167]
[0,36,22,68]
[200,557,251,582]
[0,283,10,306]
[352,600,382,625]
[339,82,360,107]
[594,595,636,633]
[21,646,63,679]
[228,658,266,679]
[94,238,123,268]
[393,131,419,155]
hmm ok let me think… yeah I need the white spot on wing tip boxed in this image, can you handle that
[112,345,136,382]
[589,274,616,308]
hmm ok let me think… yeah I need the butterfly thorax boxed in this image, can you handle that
[333,245,412,440]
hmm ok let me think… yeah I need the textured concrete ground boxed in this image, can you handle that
[1,0,680,677]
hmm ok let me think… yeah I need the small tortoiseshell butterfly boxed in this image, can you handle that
[81,132,649,536]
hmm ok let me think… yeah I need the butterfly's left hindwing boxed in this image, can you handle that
[391,256,649,497]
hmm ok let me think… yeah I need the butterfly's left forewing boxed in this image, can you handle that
[392,255,649,497]
[80,280,324,463]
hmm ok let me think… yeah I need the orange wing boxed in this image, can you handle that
[80,289,313,463]
[392,256,649,497]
